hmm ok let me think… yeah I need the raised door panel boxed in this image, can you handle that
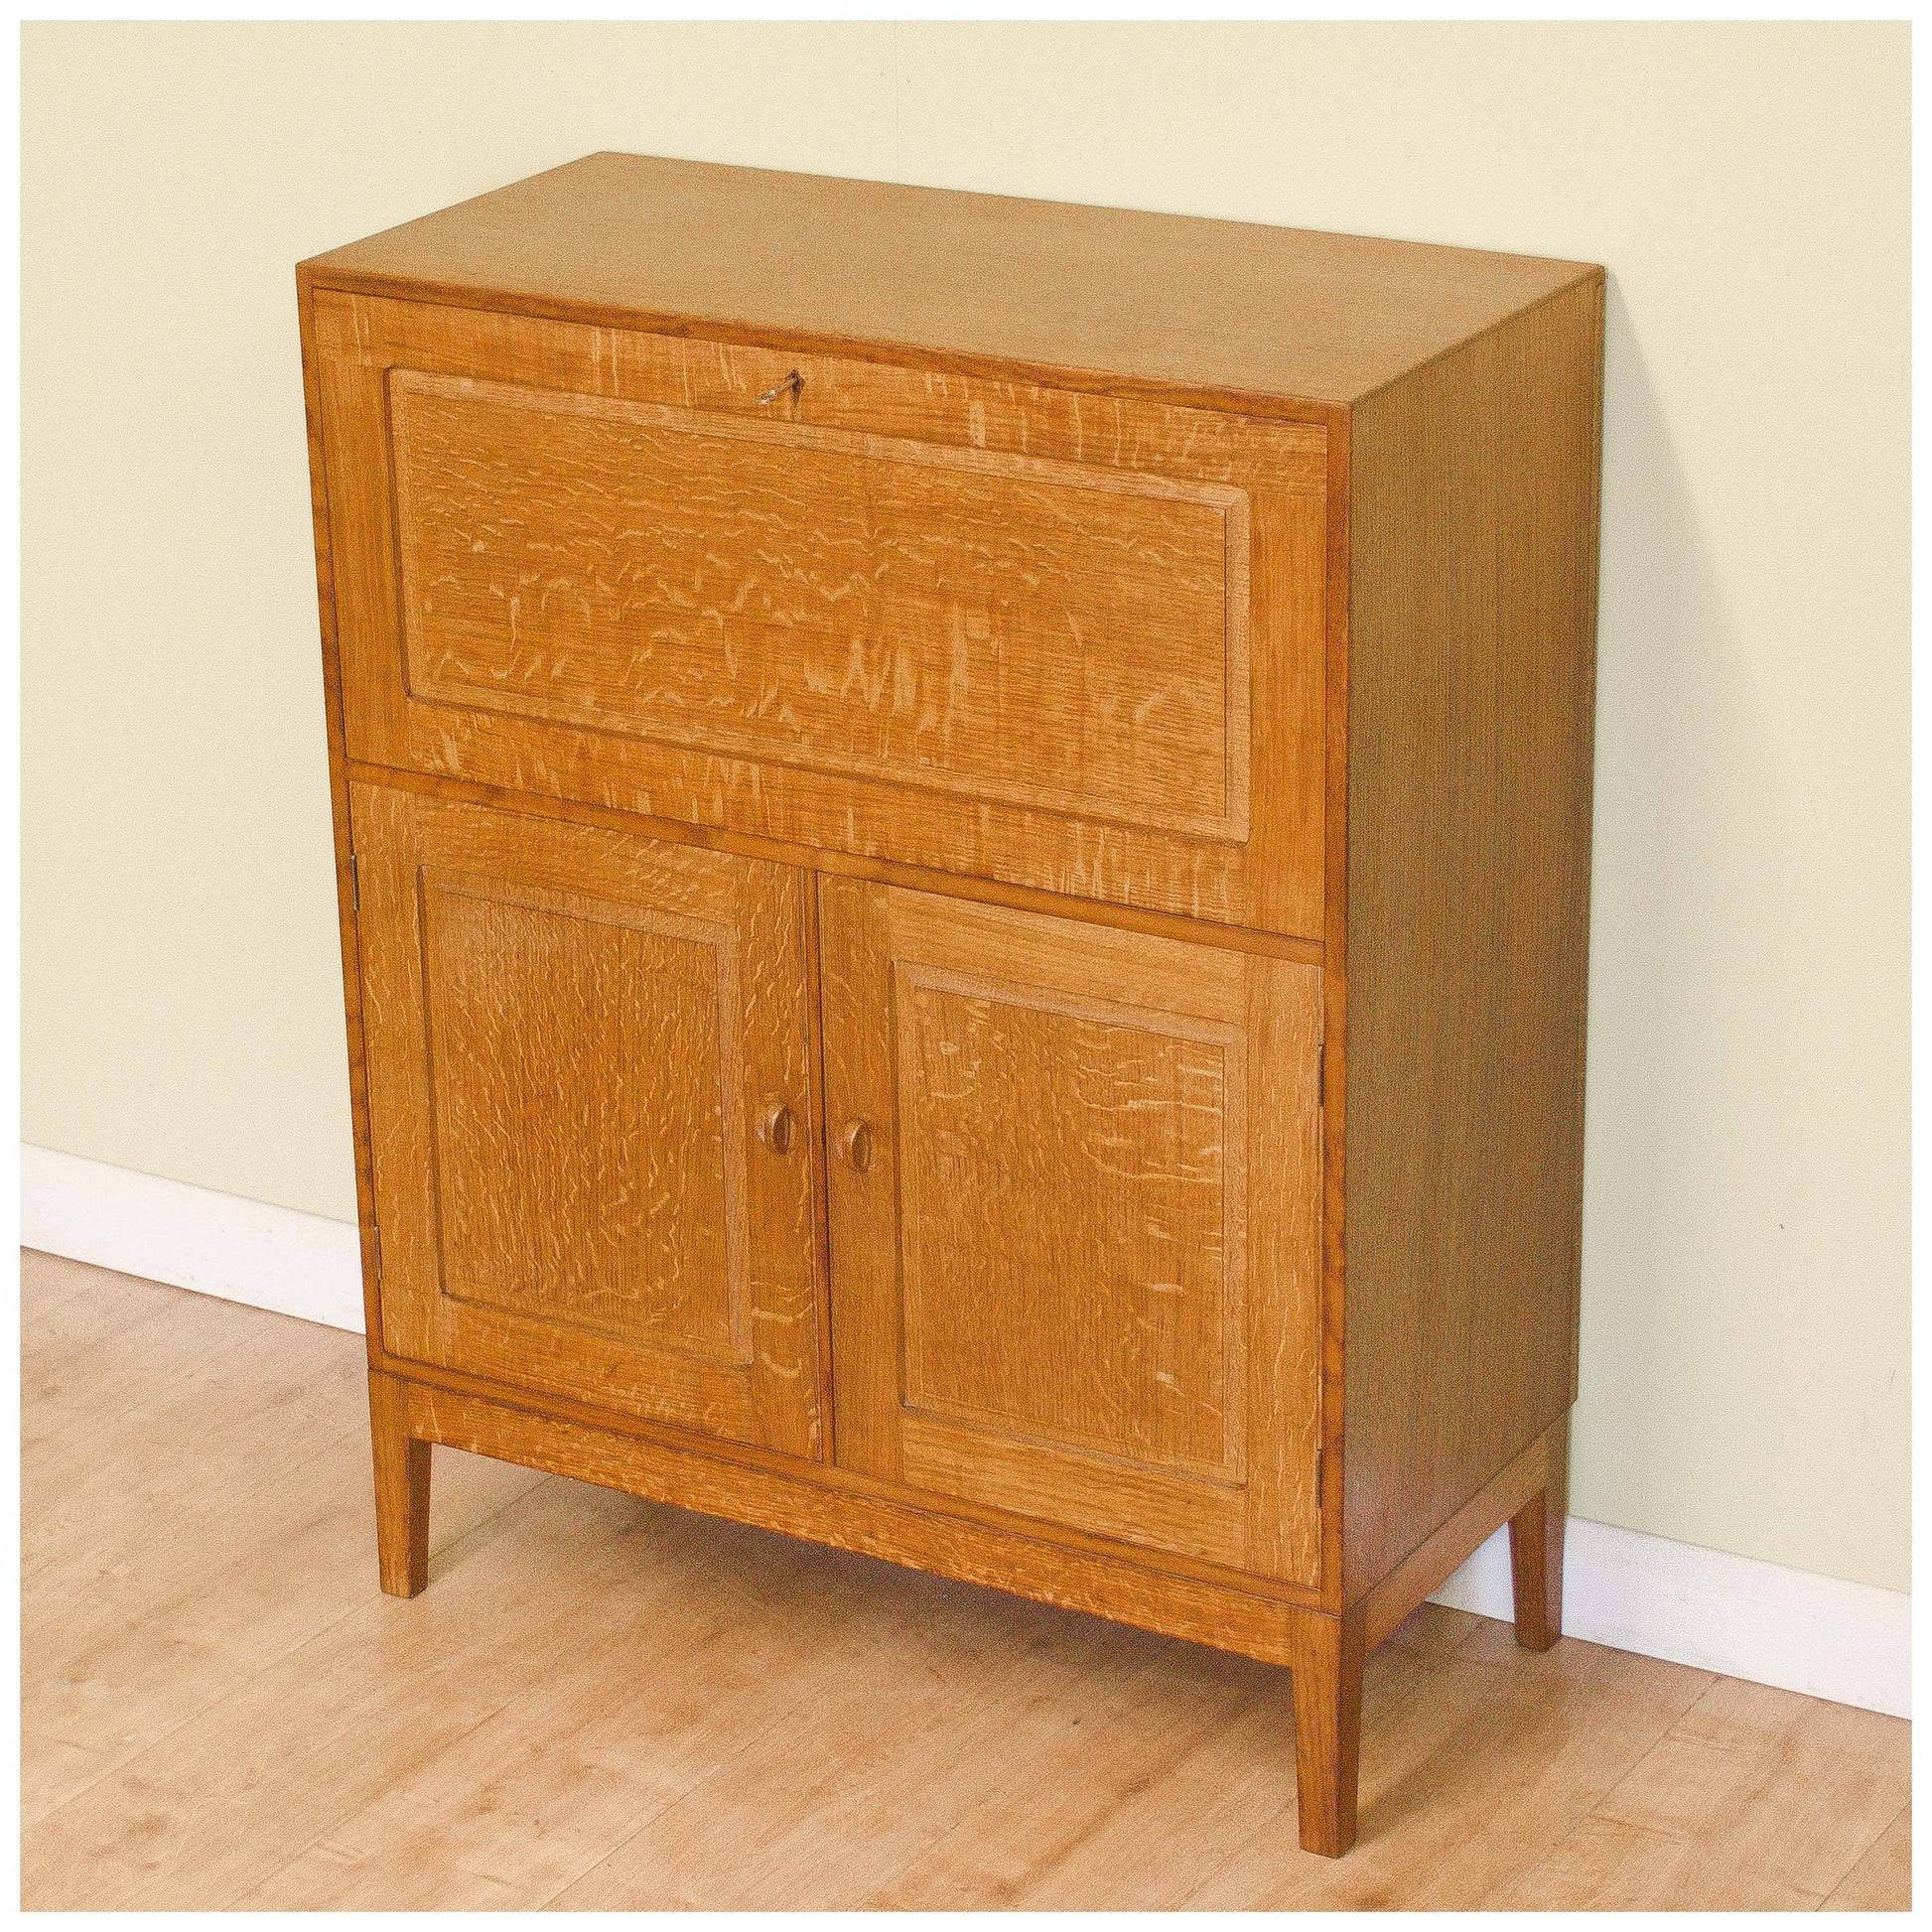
[390,371,1247,841]
[819,881,1323,1584]
[351,782,826,1458]
[313,290,1328,938]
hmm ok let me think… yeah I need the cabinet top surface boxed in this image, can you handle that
[301,151,1600,409]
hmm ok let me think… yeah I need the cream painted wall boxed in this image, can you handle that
[22,23,1908,1592]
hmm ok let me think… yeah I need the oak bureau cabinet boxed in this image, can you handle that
[299,153,1602,1859]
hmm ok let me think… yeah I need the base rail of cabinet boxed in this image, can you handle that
[381,1371,1309,1660]
[1357,1420,1568,1650]
[371,1370,1569,1859]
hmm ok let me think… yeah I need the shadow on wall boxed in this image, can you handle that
[1575,279,1836,1551]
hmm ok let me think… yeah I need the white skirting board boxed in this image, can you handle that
[1431,1518,1909,1720]
[20,1143,1910,1720]
[22,1144,366,1333]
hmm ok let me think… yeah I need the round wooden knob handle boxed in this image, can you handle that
[840,1120,875,1173]
[758,1101,797,1156]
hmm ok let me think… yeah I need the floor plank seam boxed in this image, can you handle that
[25,1446,552,1870]
[26,1587,377,1845]
[1566,1668,1726,1842]
[221,1690,537,1911]
[516,1553,921,1909]
[24,1409,384,1825]
[22,1416,374,1631]
[1820,1799,1911,1912]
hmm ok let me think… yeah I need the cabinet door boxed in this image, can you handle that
[312,290,1329,940]
[351,783,826,1459]
[819,881,1323,1584]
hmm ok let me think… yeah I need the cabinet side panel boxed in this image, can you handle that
[297,267,382,1354]
[1341,276,1603,1601]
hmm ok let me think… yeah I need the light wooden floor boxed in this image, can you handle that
[21,1250,1910,1911]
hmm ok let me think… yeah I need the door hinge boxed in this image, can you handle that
[1314,1446,1325,1505]
[348,853,360,913]
[1317,1042,1326,1108]
[370,1224,382,1283]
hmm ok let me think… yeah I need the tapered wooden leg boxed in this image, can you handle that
[368,1370,430,1597]
[1508,1414,1570,1650]
[1294,1605,1366,1858]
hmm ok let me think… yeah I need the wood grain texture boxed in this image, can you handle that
[1314,414,1352,1610]
[894,965,1244,1480]
[21,1255,547,1838]
[393,1358,1341,1855]
[299,152,1597,410]
[423,873,748,1356]
[1823,1805,1911,1911]
[349,783,827,1458]
[407,1378,1309,1671]
[314,290,1328,939]
[1358,1424,1553,1652]
[390,369,1251,840]
[1510,1412,1570,1650]
[818,881,1322,1584]
[24,1259,1908,1910]
[369,1301,1328,1612]
[1502,1672,1913,1910]
[295,265,384,1353]
[344,758,1328,966]
[295,164,1612,1863]
[1293,1605,1366,1857]
[367,1370,429,1597]
[1337,271,1604,1603]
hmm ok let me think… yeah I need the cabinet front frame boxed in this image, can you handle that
[300,275,1348,1614]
